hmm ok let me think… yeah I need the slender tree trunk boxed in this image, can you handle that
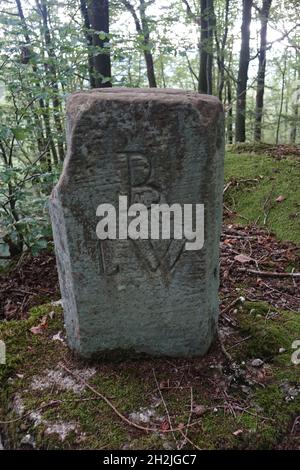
[276,55,287,144]
[0,141,24,257]
[216,0,230,101]
[79,0,96,88]
[159,54,166,88]
[227,78,233,144]
[198,0,208,92]
[15,0,53,167]
[38,0,65,161]
[88,0,112,88]
[185,53,197,90]
[7,182,24,256]
[290,56,300,144]
[198,0,214,94]
[127,55,133,86]
[290,98,299,144]
[235,0,253,142]
[138,54,142,86]
[44,99,58,168]
[121,0,156,87]
[139,0,156,87]
[254,0,272,142]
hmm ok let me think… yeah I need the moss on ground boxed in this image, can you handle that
[234,301,300,360]
[224,153,300,244]
[0,299,299,450]
[227,301,300,449]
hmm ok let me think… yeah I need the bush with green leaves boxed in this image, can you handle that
[0,155,60,258]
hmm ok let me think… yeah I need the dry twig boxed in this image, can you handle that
[237,268,300,278]
[178,387,194,450]
[217,329,233,363]
[60,363,201,435]
[152,368,178,447]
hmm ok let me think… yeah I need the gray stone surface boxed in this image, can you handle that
[49,88,224,358]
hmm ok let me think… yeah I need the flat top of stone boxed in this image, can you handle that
[69,87,222,105]
[67,88,223,128]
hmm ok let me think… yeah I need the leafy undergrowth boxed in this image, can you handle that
[0,300,299,450]
[224,152,300,244]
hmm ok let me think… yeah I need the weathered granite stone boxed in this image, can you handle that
[49,88,224,358]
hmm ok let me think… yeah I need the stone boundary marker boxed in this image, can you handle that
[49,88,224,358]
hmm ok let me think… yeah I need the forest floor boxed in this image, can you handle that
[0,150,299,450]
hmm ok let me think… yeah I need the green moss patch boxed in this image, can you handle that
[224,153,300,244]
[233,301,300,361]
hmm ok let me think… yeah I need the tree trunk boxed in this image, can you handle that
[44,99,58,168]
[15,0,54,168]
[290,56,300,144]
[290,98,299,144]
[88,0,112,88]
[235,0,253,142]
[79,0,96,88]
[227,78,233,144]
[38,0,65,161]
[159,54,166,88]
[198,0,214,94]
[139,0,157,87]
[276,55,287,144]
[0,141,24,257]
[122,0,156,87]
[216,0,230,101]
[254,0,272,142]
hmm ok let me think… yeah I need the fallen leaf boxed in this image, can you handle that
[234,253,252,264]
[30,325,46,335]
[48,310,55,320]
[192,404,207,416]
[52,331,64,343]
[160,419,170,432]
[4,300,18,319]
[276,195,286,203]
[233,429,243,436]
[159,380,169,389]
[251,358,264,368]
[30,315,48,335]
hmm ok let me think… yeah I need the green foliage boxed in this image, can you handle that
[0,156,60,256]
